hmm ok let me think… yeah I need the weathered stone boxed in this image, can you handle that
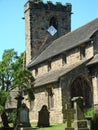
[65,104,75,128]
[25,1,72,65]
[72,97,89,130]
[37,105,50,127]
[15,103,31,130]
[23,0,98,124]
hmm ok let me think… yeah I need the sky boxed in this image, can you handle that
[0,0,98,60]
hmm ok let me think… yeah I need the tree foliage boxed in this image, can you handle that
[0,49,35,127]
[13,52,35,101]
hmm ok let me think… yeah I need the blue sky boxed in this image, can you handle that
[0,0,98,60]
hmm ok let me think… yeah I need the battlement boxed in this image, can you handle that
[24,0,72,65]
[24,0,72,12]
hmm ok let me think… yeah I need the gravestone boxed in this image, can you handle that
[65,103,75,130]
[72,97,89,130]
[15,103,31,130]
[18,103,31,127]
[37,105,50,127]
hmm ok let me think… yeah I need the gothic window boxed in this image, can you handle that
[80,46,85,60]
[46,87,54,109]
[49,17,58,29]
[71,76,92,108]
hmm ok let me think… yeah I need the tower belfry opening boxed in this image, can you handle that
[24,0,72,65]
[49,17,58,29]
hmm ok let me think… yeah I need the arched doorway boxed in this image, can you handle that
[70,76,92,108]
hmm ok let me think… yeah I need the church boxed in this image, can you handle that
[24,0,98,123]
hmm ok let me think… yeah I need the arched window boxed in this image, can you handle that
[70,76,92,108]
[49,17,58,29]
[46,87,54,109]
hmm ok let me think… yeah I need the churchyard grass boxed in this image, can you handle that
[31,123,66,130]
[0,122,66,130]
[0,122,66,129]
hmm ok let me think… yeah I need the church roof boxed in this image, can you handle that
[28,18,98,68]
[34,59,88,87]
[87,54,98,66]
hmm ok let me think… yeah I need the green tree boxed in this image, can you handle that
[0,49,35,127]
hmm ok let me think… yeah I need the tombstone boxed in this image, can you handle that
[37,105,50,127]
[15,103,31,129]
[65,103,75,130]
[72,97,89,130]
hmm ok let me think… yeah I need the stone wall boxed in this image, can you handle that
[51,57,62,71]
[32,43,94,78]
[93,31,98,54]
[38,64,48,76]
[86,42,94,59]
[92,77,98,109]
[24,8,32,66]
[28,61,93,123]
[67,48,80,64]
[60,63,93,120]
[24,1,72,66]
[28,83,63,123]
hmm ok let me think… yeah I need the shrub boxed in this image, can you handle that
[7,112,16,123]
[85,108,96,117]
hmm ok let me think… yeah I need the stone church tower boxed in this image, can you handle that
[22,0,98,123]
[24,0,72,65]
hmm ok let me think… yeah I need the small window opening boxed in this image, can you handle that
[80,46,85,60]
[48,61,51,71]
[62,54,67,65]
[49,17,58,29]
[46,87,54,109]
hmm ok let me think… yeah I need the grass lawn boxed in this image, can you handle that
[0,122,66,130]
[31,123,66,130]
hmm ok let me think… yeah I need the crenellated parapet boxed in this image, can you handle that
[25,0,72,12]
[24,0,72,65]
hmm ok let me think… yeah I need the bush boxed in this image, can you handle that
[7,112,16,123]
[85,108,96,117]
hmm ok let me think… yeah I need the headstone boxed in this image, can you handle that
[37,105,50,127]
[15,103,31,130]
[72,97,89,130]
[65,103,75,130]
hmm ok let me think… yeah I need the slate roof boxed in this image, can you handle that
[87,54,98,66]
[34,59,88,87]
[28,18,98,68]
